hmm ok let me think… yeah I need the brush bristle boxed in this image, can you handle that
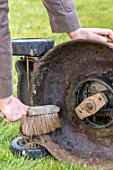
[20,113,61,137]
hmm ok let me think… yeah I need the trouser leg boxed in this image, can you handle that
[0,0,13,98]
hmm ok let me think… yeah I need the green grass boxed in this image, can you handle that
[1,0,113,169]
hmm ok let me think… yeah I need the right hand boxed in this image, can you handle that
[67,28,113,42]
[0,95,29,122]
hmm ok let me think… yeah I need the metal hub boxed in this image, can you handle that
[74,74,113,128]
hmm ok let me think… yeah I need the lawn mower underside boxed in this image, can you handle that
[18,40,113,169]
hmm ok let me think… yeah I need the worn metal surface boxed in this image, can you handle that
[21,40,113,169]
[16,59,34,105]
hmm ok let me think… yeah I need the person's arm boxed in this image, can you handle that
[42,0,113,42]
[42,0,80,33]
[0,0,13,98]
[0,0,28,122]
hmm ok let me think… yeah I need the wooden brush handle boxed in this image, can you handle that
[27,105,60,116]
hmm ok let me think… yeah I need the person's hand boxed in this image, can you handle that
[0,95,29,122]
[67,28,113,42]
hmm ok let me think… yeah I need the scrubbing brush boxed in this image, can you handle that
[20,105,61,137]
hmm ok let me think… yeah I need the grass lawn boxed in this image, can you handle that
[0,0,113,169]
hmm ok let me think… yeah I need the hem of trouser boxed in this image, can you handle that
[0,93,12,99]
[0,81,13,98]
[0,89,13,98]
[50,13,80,33]
[51,24,80,33]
